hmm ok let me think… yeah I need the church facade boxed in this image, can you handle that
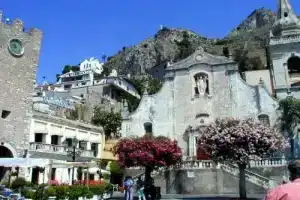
[121,47,278,157]
[121,0,300,158]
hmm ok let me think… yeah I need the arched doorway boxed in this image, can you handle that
[196,145,211,160]
[0,146,13,180]
[288,56,300,73]
[195,137,211,160]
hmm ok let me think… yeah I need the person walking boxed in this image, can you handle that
[264,159,300,200]
[136,177,146,200]
[124,176,134,200]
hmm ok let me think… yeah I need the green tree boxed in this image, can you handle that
[102,54,107,63]
[91,107,122,139]
[234,49,264,72]
[278,96,300,158]
[174,31,194,61]
[109,161,124,175]
[62,65,80,74]
[56,74,61,82]
[119,76,163,112]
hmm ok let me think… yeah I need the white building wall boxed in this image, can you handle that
[27,115,104,184]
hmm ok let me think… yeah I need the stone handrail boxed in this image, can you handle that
[29,142,95,158]
[179,160,279,189]
[221,163,276,189]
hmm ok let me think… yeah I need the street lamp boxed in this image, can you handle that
[63,137,82,184]
[96,159,103,180]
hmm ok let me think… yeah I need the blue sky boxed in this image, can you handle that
[1,0,298,83]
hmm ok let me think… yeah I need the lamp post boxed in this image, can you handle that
[63,137,82,184]
[96,159,103,180]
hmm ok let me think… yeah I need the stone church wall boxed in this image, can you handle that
[229,71,278,125]
[121,49,279,156]
[121,78,175,139]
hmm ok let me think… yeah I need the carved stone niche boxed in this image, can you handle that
[193,72,209,97]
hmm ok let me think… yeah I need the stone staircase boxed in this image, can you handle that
[128,158,287,192]
[220,163,277,189]
[180,159,287,189]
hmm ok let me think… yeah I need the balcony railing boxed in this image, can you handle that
[29,142,95,158]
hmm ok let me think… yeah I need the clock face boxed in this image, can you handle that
[8,39,24,57]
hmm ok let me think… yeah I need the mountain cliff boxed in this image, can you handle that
[103,8,277,76]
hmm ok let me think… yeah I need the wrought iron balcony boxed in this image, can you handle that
[29,142,95,158]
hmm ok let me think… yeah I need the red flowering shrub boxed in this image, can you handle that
[49,180,59,185]
[74,180,104,185]
[114,135,182,169]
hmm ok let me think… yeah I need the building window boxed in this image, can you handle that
[144,122,152,134]
[51,168,56,180]
[51,135,59,145]
[258,114,270,126]
[1,110,11,119]
[91,143,98,157]
[79,141,87,150]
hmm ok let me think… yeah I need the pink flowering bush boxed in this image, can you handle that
[196,118,287,165]
[195,118,287,198]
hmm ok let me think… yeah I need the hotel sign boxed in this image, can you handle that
[42,96,75,110]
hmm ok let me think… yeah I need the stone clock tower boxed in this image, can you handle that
[0,11,43,158]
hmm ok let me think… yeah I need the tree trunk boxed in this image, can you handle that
[145,166,152,182]
[238,164,247,199]
[145,166,154,200]
[290,137,295,159]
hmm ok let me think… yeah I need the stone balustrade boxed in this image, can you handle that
[29,142,95,158]
[181,157,288,170]
[178,158,286,189]
[249,157,287,168]
[181,160,215,169]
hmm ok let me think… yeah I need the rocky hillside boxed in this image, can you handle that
[103,8,277,76]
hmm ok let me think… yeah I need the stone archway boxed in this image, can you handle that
[287,56,300,86]
[288,56,300,73]
[0,146,14,181]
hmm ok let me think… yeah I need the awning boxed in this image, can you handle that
[52,162,98,168]
[83,168,110,174]
[101,151,118,160]
[101,139,119,160]
[0,158,50,168]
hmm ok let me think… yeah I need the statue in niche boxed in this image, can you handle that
[197,76,207,95]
